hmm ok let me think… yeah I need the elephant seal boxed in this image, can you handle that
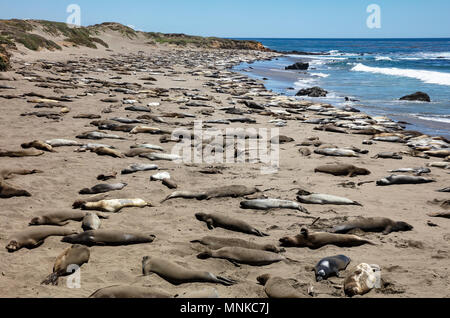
[314,148,359,157]
[161,185,259,202]
[0,149,44,157]
[131,144,164,151]
[332,217,413,235]
[195,213,268,237]
[21,140,54,152]
[141,256,236,286]
[91,147,124,158]
[297,193,362,206]
[82,212,102,231]
[121,164,158,175]
[437,187,450,193]
[0,168,41,181]
[240,198,309,214]
[72,193,110,209]
[427,211,450,219]
[191,236,284,253]
[140,152,181,161]
[6,227,78,252]
[279,228,376,249]
[81,198,152,213]
[61,230,156,246]
[344,263,380,297]
[89,285,172,298]
[257,274,306,298]
[376,175,435,186]
[29,211,109,226]
[45,139,82,147]
[79,183,127,195]
[314,164,370,177]
[314,255,351,281]
[41,245,90,285]
[197,247,285,266]
[177,288,219,298]
[372,152,402,160]
[0,181,31,198]
[76,131,125,140]
[124,148,155,157]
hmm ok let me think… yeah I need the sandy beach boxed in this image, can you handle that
[0,24,449,298]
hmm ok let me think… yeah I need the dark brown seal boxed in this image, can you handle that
[332,217,413,235]
[5,227,78,252]
[314,164,371,177]
[195,213,268,237]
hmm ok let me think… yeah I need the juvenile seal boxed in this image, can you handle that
[89,285,172,298]
[332,217,413,235]
[140,152,181,161]
[21,140,54,152]
[82,212,102,231]
[6,227,78,252]
[0,168,41,180]
[124,148,156,157]
[297,192,362,206]
[79,183,127,195]
[372,152,402,160]
[41,245,90,285]
[314,164,370,177]
[61,230,156,246]
[131,144,164,151]
[0,181,31,198]
[314,148,359,157]
[257,274,306,298]
[29,211,109,226]
[376,175,435,186]
[427,211,450,219]
[76,131,125,140]
[72,193,110,209]
[197,247,285,266]
[45,139,81,147]
[161,185,259,202]
[279,228,375,249]
[141,256,236,286]
[0,149,44,157]
[121,164,158,175]
[314,255,351,281]
[81,198,152,213]
[195,213,268,237]
[344,263,380,297]
[191,236,284,253]
[91,147,124,158]
[240,198,309,214]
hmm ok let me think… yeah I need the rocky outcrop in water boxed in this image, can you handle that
[285,62,309,70]
[400,92,431,102]
[296,86,328,97]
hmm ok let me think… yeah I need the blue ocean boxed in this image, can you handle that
[232,39,450,137]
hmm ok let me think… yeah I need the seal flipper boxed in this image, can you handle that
[41,272,59,286]
[214,275,237,286]
[382,225,393,235]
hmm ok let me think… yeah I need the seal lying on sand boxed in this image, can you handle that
[82,212,102,231]
[344,263,381,297]
[29,211,109,226]
[121,164,158,175]
[240,198,309,213]
[191,236,284,253]
[0,149,44,157]
[314,164,371,177]
[79,183,127,195]
[89,285,172,298]
[6,227,78,252]
[297,192,362,206]
[314,255,351,281]
[195,213,268,237]
[427,211,450,219]
[161,185,259,202]
[141,256,236,286]
[61,230,156,246]
[0,181,31,198]
[257,274,306,298]
[0,168,41,180]
[197,247,285,266]
[376,175,435,186]
[80,198,152,213]
[332,217,413,235]
[21,140,54,152]
[41,245,90,285]
[279,228,375,249]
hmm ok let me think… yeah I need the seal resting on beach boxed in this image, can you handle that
[161,185,259,202]
[0,168,41,180]
[61,230,156,246]
[314,255,351,281]
[332,217,413,235]
[21,140,54,152]
[0,181,31,198]
[89,285,172,298]
[257,274,306,298]
[195,213,268,237]
[197,247,285,266]
[82,212,102,231]
[279,228,376,249]
[344,263,380,297]
[41,245,90,285]
[79,183,127,195]
[297,192,362,206]
[314,164,371,177]
[0,149,44,157]
[5,227,78,252]
[240,198,309,213]
[141,256,236,286]
[80,198,152,213]
[191,236,284,253]
[376,175,435,186]
[427,211,450,219]
[91,147,124,158]
[29,211,109,226]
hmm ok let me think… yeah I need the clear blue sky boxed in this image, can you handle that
[1,0,449,38]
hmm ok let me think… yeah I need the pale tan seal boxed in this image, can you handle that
[41,245,90,285]
[21,140,54,152]
[81,198,152,213]
[344,263,381,297]
[257,274,306,298]
[279,228,376,249]
[6,227,78,252]
[141,256,236,285]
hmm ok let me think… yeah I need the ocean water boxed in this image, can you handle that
[232,39,450,137]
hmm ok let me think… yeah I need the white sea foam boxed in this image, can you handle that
[375,56,393,61]
[415,115,450,124]
[311,72,329,78]
[351,63,450,86]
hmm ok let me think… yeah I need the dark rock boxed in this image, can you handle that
[296,86,328,97]
[400,92,431,102]
[285,62,309,70]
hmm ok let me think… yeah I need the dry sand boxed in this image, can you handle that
[0,33,449,298]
